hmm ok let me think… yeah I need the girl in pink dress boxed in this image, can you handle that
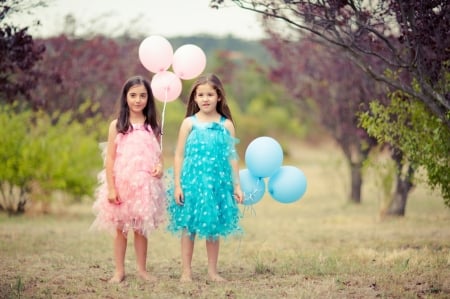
[91,76,165,283]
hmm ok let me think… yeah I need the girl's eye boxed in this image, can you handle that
[197,92,216,98]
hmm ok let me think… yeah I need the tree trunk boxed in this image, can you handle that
[0,182,28,215]
[386,149,415,216]
[341,144,369,204]
[350,162,362,203]
[387,181,408,216]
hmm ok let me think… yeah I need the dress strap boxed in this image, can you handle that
[219,116,226,124]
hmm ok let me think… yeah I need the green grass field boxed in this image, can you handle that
[1,141,449,299]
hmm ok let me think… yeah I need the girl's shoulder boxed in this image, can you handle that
[110,119,118,126]
[108,119,118,132]
[180,116,194,131]
[222,117,234,129]
[183,116,195,125]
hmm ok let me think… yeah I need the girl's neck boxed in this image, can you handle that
[129,113,146,125]
[195,111,221,123]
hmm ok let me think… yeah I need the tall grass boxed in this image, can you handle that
[0,141,449,299]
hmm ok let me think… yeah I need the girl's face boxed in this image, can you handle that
[126,84,148,114]
[194,83,219,114]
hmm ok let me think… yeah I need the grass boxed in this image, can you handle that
[0,140,449,299]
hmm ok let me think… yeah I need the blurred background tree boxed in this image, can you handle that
[0,0,46,108]
[211,0,450,214]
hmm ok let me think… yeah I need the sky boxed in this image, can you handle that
[7,0,266,40]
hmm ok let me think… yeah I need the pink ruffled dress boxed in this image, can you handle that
[91,124,166,237]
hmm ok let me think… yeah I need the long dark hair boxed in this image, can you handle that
[185,73,234,123]
[116,75,160,136]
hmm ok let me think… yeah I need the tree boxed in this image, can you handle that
[0,104,104,214]
[264,34,390,203]
[33,35,142,117]
[211,0,449,128]
[360,92,450,208]
[266,35,418,212]
[0,0,46,105]
[212,0,450,208]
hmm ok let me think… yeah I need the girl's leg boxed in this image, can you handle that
[206,238,226,281]
[109,229,127,283]
[134,231,156,281]
[180,231,195,282]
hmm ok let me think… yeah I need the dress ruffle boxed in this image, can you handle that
[91,124,166,237]
[166,116,242,240]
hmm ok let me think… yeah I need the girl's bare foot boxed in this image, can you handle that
[138,270,157,282]
[208,273,226,282]
[108,272,125,283]
[180,271,193,282]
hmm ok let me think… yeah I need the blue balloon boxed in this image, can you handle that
[239,169,266,206]
[268,166,307,204]
[245,136,283,178]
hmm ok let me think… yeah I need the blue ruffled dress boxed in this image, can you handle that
[167,115,242,240]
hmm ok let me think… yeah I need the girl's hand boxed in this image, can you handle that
[174,186,184,205]
[234,185,244,204]
[107,189,121,205]
[151,163,164,178]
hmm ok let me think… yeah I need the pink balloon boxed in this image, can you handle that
[150,71,182,102]
[172,44,207,80]
[138,35,173,73]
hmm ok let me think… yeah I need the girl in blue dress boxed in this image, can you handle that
[167,73,243,282]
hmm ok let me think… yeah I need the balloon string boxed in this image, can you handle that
[243,178,265,209]
[242,205,257,217]
[160,88,168,151]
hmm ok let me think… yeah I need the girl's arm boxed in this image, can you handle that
[173,118,192,205]
[105,120,120,204]
[151,130,164,178]
[224,120,243,204]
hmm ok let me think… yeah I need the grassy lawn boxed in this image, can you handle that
[1,141,449,298]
